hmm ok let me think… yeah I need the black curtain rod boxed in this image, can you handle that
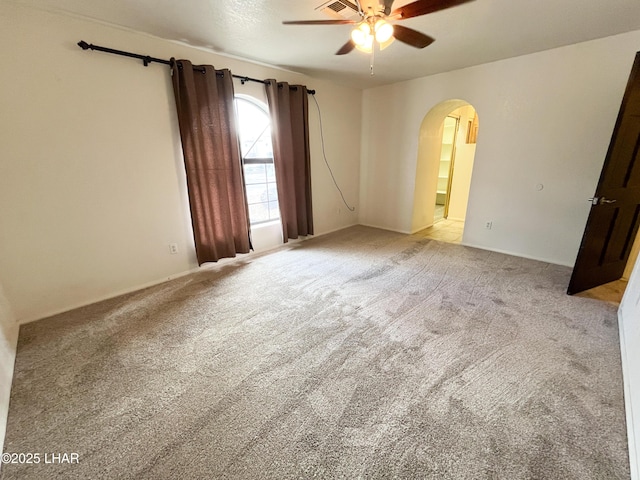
[77,41,315,94]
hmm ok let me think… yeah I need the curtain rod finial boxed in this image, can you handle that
[78,40,91,50]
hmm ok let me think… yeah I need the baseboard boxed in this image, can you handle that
[19,224,361,326]
[315,223,360,237]
[18,267,201,325]
[619,307,639,480]
[367,221,466,236]
[358,223,413,235]
[18,224,569,325]
[461,242,572,267]
[340,225,570,267]
[410,223,434,234]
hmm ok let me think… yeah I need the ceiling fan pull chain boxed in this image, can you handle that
[370,44,375,76]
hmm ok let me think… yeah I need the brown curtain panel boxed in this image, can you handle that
[265,80,313,242]
[171,59,251,264]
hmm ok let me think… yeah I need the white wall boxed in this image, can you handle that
[0,282,18,464]
[360,30,640,266]
[0,3,361,324]
[619,254,640,480]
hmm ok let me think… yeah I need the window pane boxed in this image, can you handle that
[248,203,270,223]
[267,182,278,203]
[244,164,266,185]
[236,98,273,159]
[266,163,276,182]
[246,184,267,204]
[245,128,273,159]
[269,201,280,220]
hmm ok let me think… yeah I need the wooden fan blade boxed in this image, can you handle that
[283,20,357,25]
[391,0,474,20]
[336,40,356,55]
[392,24,435,48]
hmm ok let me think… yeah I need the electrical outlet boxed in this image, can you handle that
[169,243,178,254]
[485,221,493,230]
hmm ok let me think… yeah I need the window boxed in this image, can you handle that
[235,96,279,225]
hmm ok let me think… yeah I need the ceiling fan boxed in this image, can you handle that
[283,0,475,55]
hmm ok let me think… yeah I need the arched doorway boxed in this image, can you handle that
[411,99,479,243]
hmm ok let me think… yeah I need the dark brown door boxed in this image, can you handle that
[568,51,640,295]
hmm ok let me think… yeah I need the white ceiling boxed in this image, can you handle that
[13,0,640,89]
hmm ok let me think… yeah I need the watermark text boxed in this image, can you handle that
[1,452,79,465]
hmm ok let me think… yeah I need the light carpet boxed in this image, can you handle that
[1,226,629,479]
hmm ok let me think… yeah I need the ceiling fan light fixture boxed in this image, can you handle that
[285,0,476,61]
[355,41,373,53]
[379,36,395,50]
[351,22,372,47]
[374,19,394,43]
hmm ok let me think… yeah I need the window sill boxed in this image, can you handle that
[250,220,281,231]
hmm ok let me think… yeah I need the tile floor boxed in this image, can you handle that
[416,218,464,244]
[575,279,628,305]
